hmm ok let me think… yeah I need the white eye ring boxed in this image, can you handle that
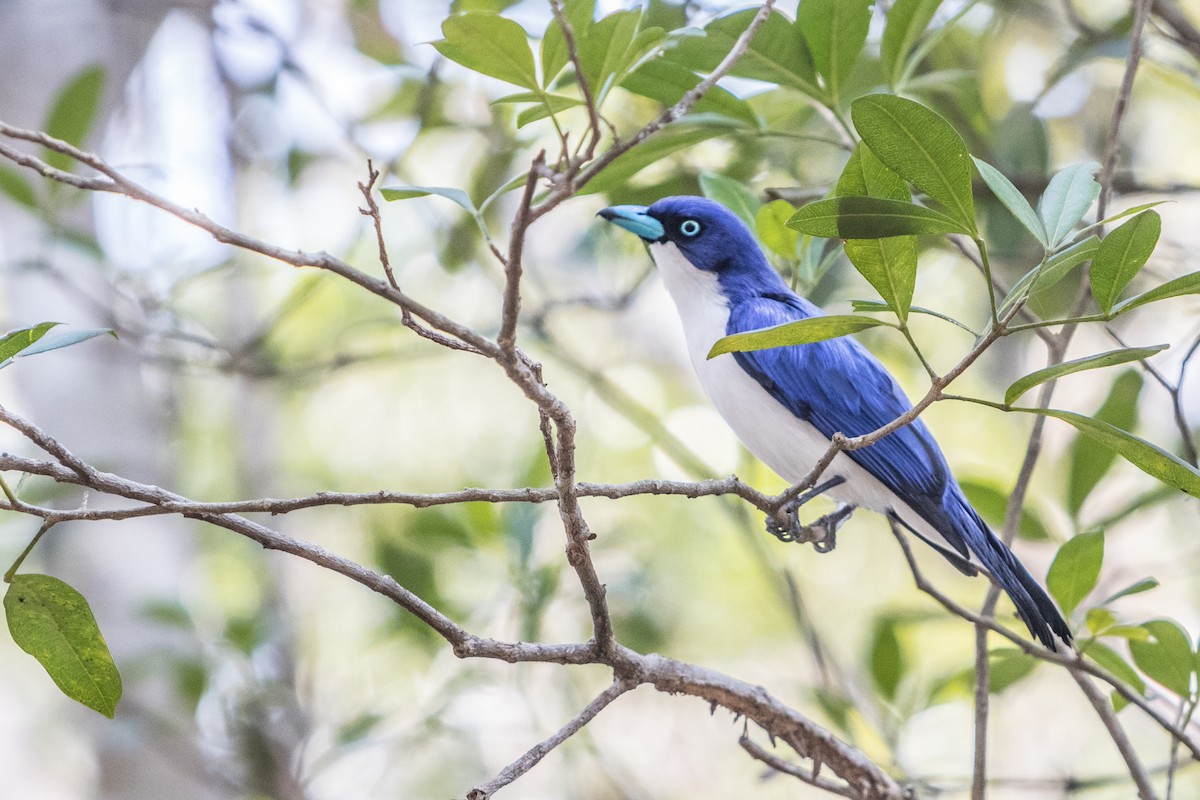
[680,219,702,236]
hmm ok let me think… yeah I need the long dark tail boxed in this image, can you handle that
[952,496,1072,648]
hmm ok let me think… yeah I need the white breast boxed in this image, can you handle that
[650,242,956,551]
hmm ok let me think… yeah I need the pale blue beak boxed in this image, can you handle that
[599,205,665,242]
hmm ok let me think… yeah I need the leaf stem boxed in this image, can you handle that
[974,237,999,325]
[3,520,54,583]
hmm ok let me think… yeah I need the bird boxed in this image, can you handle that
[599,196,1072,648]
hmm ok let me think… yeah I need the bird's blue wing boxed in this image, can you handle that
[728,295,969,558]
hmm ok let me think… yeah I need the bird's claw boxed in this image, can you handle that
[765,503,855,553]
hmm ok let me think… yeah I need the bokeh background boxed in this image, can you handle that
[2,0,1200,797]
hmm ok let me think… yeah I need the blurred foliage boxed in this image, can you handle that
[6,0,1200,798]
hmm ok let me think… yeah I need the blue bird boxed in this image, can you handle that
[600,196,1071,648]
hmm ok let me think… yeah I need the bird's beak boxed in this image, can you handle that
[598,205,665,243]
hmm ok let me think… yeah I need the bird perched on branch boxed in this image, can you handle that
[600,196,1071,648]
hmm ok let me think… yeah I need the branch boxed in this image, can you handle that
[739,735,854,797]
[529,0,777,217]
[1070,669,1160,799]
[467,679,634,800]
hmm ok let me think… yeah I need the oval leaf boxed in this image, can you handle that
[787,196,970,238]
[433,12,539,89]
[1038,161,1101,248]
[881,0,943,87]
[708,315,890,358]
[1067,371,1141,516]
[1101,578,1160,606]
[998,237,1100,319]
[380,184,476,213]
[0,322,59,363]
[5,574,122,717]
[868,617,904,700]
[796,0,872,102]
[850,94,976,232]
[1046,530,1104,618]
[845,238,917,322]
[1129,619,1195,697]
[1113,270,1200,315]
[972,156,1046,245]
[1019,405,1200,499]
[1085,640,1147,707]
[756,200,800,259]
[42,65,106,171]
[1090,210,1162,314]
[1004,344,1168,406]
[699,173,760,228]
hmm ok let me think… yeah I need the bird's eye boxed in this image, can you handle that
[680,219,702,237]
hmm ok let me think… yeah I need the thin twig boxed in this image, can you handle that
[1070,669,1160,799]
[739,735,854,797]
[467,680,634,800]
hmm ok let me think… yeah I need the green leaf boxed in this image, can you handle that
[850,94,976,232]
[1129,619,1195,697]
[796,0,872,102]
[787,196,971,238]
[1113,271,1200,315]
[1085,640,1146,711]
[11,327,114,360]
[1004,344,1168,406]
[580,126,723,195]
[1025,403,1200,501]
[578,11,661,99]
[844,238,917,322]
[868,617,904,700]
[988,648,1039,693]
[514,94,585,128]
[620,59,758,127]
[380,184,476,212]
[1046,530,1104,617]
[837,142,910,201]
[837,145,917,320]
[1030,236,1100,295]
[1038,161,1101,248]
[0,322,59,363]
[433,13,539,90]
[1079,200,1168,237]
[998,238,1101,319]
[42,65,106,171]
[881,0,944,87]
[1101,578,1160,606]
[1090,211,1162,313]
[708,315,891,358]
[540,0,595,86]
[699,173,759,228]
[972,156,1046,245]
[1067,370,1142,516]
[0,165,37,209]
[668,10,821,98]
[756,200,800,259]
[5,574,122,717]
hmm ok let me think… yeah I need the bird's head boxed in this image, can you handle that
[599,196,763,274]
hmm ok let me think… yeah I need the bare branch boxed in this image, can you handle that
[467,679,634,800]
[1098,0,1154,224]
[1070,669,1160,800]
[739,735,855,797]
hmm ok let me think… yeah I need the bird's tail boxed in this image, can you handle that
[952,495,1073,649]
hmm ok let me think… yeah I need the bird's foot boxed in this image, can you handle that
[766,502,855,552]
